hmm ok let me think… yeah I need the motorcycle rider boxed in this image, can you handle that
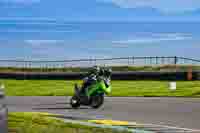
[86,67,112,97]
[82,66,100,88]
[80,66,112,96]
[71,66,112,108]
[80,66,100,95]
[102,67,112,88]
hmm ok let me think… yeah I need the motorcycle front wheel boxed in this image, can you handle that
[91,95,104,109]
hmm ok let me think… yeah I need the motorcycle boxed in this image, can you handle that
[70,78,111,109]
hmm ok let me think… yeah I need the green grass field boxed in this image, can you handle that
[8,112,128,133]
[1,79,200,97]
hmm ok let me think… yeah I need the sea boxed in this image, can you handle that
[0,20,200,60]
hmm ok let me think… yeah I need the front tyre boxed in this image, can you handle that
[70,96,80,109]
[91,95,104,109]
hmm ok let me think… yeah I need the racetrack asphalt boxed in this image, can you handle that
[6,96,200,131]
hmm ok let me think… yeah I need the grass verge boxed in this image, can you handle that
[8,112,129,133]
[1,79,200,97]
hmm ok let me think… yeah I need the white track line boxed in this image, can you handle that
[138,123,200,132]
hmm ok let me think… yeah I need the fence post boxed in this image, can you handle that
[174,56,178,65]
[156,56,158,65]
[0,84,8,133]
[187,66,193,81]
[161,57,164,64]
[151,57,154,65]
[94,59,97,66]
[128,57,130,66]
[90,58,92,67]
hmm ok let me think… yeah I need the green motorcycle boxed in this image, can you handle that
[70,78,111,109]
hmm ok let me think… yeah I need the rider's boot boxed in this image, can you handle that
[74,84,79,94]
[85,88,90,100]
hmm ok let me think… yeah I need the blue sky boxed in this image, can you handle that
[0,0,200,59]
[0,0,200,21]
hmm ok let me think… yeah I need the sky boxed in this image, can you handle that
[0,0,200,60]
[0,0,200,21]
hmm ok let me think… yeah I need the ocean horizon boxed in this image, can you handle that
[0,21,200,60]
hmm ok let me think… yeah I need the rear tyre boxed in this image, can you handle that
[70,96,80,109]
[91,95,104,109]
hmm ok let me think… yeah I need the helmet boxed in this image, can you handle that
[99,67,105,76]
[90,66,100,75]
[104,68,112,77]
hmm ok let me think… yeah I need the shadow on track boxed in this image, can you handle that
[34,102,70,106]
[33,107,89,110]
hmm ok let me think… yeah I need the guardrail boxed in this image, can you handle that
[0,56,200,68]
[0,86,7,133]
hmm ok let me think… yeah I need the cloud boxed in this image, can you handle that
[100,0,200,13]
[24,40,64,47]
[25,39,63,43]
[0,0,40,4]
[112,33,192,45]
[1,29,79,33]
